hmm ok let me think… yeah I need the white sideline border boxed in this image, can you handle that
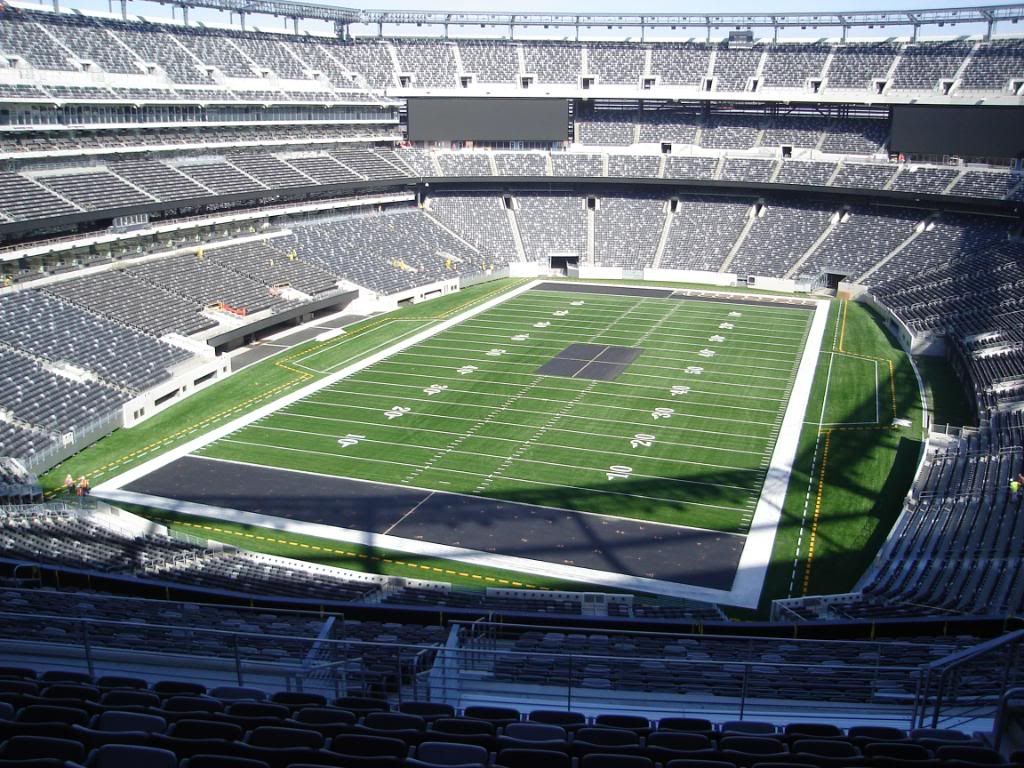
[97,280,830,608]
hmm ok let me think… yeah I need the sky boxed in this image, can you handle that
[28,0,1012,40]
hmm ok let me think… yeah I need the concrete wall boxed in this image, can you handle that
[122,357,231,429]
[858,291,945,356]
[644,268,737,287]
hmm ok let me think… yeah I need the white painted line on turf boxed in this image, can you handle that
[96,279,543,494]
[729,296,830,609]
[96,480,744,605]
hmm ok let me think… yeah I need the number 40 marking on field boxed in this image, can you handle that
[337,434,364,448]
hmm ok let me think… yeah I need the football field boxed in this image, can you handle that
[197,284,815,536]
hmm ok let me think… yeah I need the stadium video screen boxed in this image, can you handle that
[889,105,1024,159]
[407,97,569,142]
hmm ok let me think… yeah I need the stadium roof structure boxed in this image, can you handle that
[79,0,1024,40]
[357,4,1024,41]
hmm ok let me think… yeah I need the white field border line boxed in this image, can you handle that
[95,282,805,607]
[730,297,830,609]
[294,319,450,376]
[361,364,789,403]
[790,302,838,597]
[816,353,881,428]
[96,279,543,494]
[97,474,746,605]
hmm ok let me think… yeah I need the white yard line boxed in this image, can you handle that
[382,491,435,536]
[296,398,775,442]
[98,457,748,604]
[433,330,800,365]
[309,389,780,429]
[461,316,807,348]
[322,378,780,417]
[250,424,766,475]
[278,411,768,457]
[360,363,789,403]
[97,280,827,608]
[397,347,797,380]
[208,439,755,512]
[97,279,541,493]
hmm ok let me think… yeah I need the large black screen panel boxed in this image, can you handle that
[407,97,568,142]
[890,105,1024,159]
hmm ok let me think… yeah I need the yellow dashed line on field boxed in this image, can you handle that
[167,519,543,590]
[830,300,900,424]
[46,280,527,496]
[801,429,831,596]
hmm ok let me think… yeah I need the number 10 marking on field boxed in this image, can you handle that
[607,465,633,480]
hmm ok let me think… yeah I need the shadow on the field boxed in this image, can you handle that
[115,301,925,612]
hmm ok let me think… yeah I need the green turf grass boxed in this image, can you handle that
[40,279,529,495]
[59,277,928,618]
[742,298,925,617]
[125,504,605,592]
[915,354,977,428]
[199,288,814,534]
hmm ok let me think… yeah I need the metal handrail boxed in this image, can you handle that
[914,630,1024,728]
[993,686,1024,752]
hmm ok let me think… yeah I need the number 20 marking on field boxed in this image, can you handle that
[607,465,633,480]
[652,407,675,420]
[630,433,656,449]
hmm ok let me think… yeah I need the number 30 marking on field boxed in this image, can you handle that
[652,407,674,420]
[607,465,633,480]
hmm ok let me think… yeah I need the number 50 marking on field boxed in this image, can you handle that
[607,465,633,480]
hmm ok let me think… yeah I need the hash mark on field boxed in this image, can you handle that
[280,410,768,458]
[408,376,544,486]
[366,363,789,403]
[476,381,598,492]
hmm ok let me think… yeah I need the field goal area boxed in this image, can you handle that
[99,281,830,608]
